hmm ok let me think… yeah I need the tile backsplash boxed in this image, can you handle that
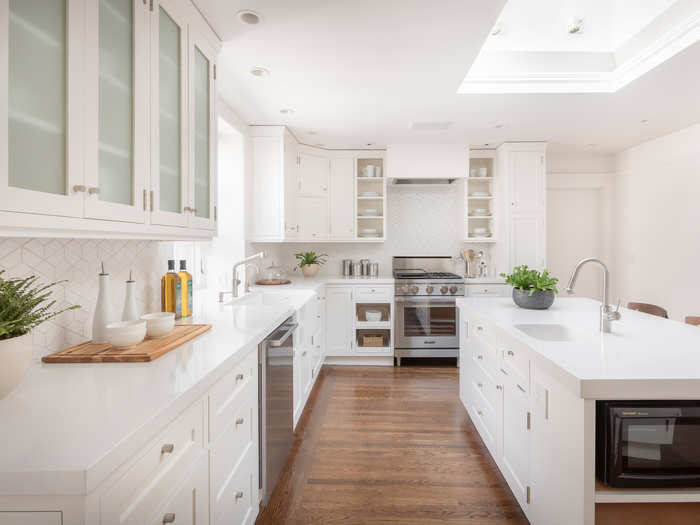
[0,238,174,358]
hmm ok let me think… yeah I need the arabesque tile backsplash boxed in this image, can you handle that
[0,238,174,358]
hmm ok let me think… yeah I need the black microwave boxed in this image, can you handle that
[597,400,700,488]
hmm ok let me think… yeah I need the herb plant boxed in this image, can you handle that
[0,270,79,340]
[295,251,328,268]
[500,265,559,296]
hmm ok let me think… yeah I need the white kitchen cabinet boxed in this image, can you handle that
[84,0,148,223]
[298,152,329,196]
[151,455,208,525]
[500,371,530,509]
[507,150,545,214]
[509,212,546,270]
[297,195,329,240]
[465,283,510,297]
[325,286,353,355]
[0,514,61,525]
[329,156,355,239]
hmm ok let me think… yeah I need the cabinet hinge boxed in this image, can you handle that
[526,486,531,504]
[527,411,531,430]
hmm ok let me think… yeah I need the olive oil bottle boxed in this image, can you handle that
[178,259,193,318]
[161,260,181,319]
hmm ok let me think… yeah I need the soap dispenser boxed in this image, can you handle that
[121,270,138,321]
[92,262,113,344]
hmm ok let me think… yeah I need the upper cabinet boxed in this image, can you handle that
[248,125,385,243]
[0,0,220,239]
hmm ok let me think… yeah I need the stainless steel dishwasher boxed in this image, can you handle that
[259,315,297,506]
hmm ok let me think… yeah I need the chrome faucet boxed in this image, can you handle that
[219,251,265,302]
[566,257,621,333]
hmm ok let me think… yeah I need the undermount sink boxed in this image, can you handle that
[514,323,585,342]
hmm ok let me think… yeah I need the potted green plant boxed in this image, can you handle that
[500,265,559,310]
[0,270,78,398]
[295,251,327,278]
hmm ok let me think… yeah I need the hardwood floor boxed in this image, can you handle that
[256,364,529,525]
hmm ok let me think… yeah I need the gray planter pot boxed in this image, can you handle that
[512,288,555,310]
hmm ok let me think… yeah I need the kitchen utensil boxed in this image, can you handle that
[141,312,175,338]
[351,262,362,276]
[369,262,379,276]
[106,320,147,349]
[365,310,382,322]
[42,325,212,363]
[361,259,370,276]
[342,259,352,276]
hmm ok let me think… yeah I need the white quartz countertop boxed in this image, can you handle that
[0,290,309,497]
[457,297,700,399]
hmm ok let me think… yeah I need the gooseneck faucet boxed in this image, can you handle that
[566,257,621,333]
[218,251,266,302]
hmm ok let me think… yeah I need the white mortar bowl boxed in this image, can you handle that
[141,312,175,338]
[106,320,147,348]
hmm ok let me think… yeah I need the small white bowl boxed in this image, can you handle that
[141,312,175,338]
[106,320,147,349]
[473,227,488,234]
[363,209,378,216]
[365,310,382,322]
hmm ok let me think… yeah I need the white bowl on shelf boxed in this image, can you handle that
[106,320,147,349]
[469,191,490,197]
[362,209,378,216]
[470,208,489,216]
[473,226,488,234]
[365,310,382,322]
[359,192,379,197]
[469,232,492,238]
[141,312,175,338]
[360,228,378,234]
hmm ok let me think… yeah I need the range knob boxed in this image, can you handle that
[425,285,434,294]
[449,285,458,294]
[409,285,419,295]
[440,285,448,295]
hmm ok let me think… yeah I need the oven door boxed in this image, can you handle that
[395,296,458,348]
[599,401,700,488]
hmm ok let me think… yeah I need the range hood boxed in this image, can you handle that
[386,143,469,184]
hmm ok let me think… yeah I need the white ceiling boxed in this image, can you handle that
[194,0,700,153]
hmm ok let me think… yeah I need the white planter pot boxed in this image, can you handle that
[0,333,33,399]
[301,264,319,277]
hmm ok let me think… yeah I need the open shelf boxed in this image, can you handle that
[356,329,390,349]
[595,480,700,503]
[468,177,493,181]
[464,238,497,243]
[358,215,384,219]
[356,156,386,240]
[467,195,495,200]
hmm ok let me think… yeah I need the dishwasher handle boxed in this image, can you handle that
[267,322,298,347]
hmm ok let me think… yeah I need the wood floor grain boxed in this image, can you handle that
[256,365,529,525]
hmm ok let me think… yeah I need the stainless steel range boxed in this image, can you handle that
[393,256,464,366]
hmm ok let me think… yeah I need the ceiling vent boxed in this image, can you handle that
[409,121,452,131]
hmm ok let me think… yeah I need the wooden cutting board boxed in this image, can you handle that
[42,324,212,363]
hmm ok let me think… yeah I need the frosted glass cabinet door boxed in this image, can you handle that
[83,0,147,222]
[0,0,84,217]
[149,0,188,227]
[188,28,216,230]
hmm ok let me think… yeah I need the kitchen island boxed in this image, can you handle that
[456,296,700,525]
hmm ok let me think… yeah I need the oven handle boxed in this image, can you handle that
[395,297,457,304]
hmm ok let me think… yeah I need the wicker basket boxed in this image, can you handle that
[361,334,385,347]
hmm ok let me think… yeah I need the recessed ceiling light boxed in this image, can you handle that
[279,108,294,115]
[587,143,597,147]
[237,10,261,25]
[308,131,318,135]
[483,143,491,147]
[366,143,374,146]
[410,121,452,131]
[568,17,583,34]
[494,124,504,129]
[249,67,269,77]
[640,119,649,123]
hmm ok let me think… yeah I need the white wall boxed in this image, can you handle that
[612,123,700,321]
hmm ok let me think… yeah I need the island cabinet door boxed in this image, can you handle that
[325,286,353,355]
[501,371,530,510]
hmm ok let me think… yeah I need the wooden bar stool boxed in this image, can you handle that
[627,302,669,319]
[686,316,700,326]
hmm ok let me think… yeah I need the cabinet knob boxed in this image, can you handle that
[235,417,244,426]
[161,443,174,454]
[72,185,86,193]
[235,490,244,501]
[507,350,515,356]
[496,384,503,390]
[477,354,483,360]
[477,409,483,416]
[476,325,484,331]
[235,373,244,382]
[88,187,100,195]
[302,350,307,356]
[162,514,175,523]
[477,382,483,388]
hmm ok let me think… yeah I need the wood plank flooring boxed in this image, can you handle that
[256,365,529,525]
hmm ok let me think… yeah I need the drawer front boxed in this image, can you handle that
[210,351,258,443]
[469,318,500,350]
[470,385,497,454]
[471,356,499,412]
[101,401,204,525]
[467,284,509,297]
[213,443,257,525]
[0,513,61,525]
[211,392,256,518]
[353,285,393,302]
[500,334,530,386]
[150,455,208,525]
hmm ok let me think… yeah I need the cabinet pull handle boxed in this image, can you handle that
[496,384,503,390]
[507,350,514,356]
[235,490,244,501]
[500,368,508,375]
[150,190,154,211]
[235,373,244,382]
[476,409,483,416]
[477,382,483,388]
[162,513,175,523]
[517,383,526,393]
[476,354,483,360]
[72,184,86,193]
[161,443,174,454]
[476,325,484,332]
[235,417,244,426]
[143,189,147,211]
[88,187,100,195]
[302,350,307,356]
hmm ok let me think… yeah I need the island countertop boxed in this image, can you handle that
[457,296,700,399]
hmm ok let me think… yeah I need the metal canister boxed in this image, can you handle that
[369,262,379,277]
[360,259,370,276]
[351,262,362,276]
[342,259,352,276]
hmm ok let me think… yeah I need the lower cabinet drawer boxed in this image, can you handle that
[0,513,61,525]
[149,454,208,525]
[467,284,509,297]
[353,286,393,302]
[210,351,258,443]
[471,358,499,412]
[100,401,204,525]
[471,385,498,453]
[212,443,257,525]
